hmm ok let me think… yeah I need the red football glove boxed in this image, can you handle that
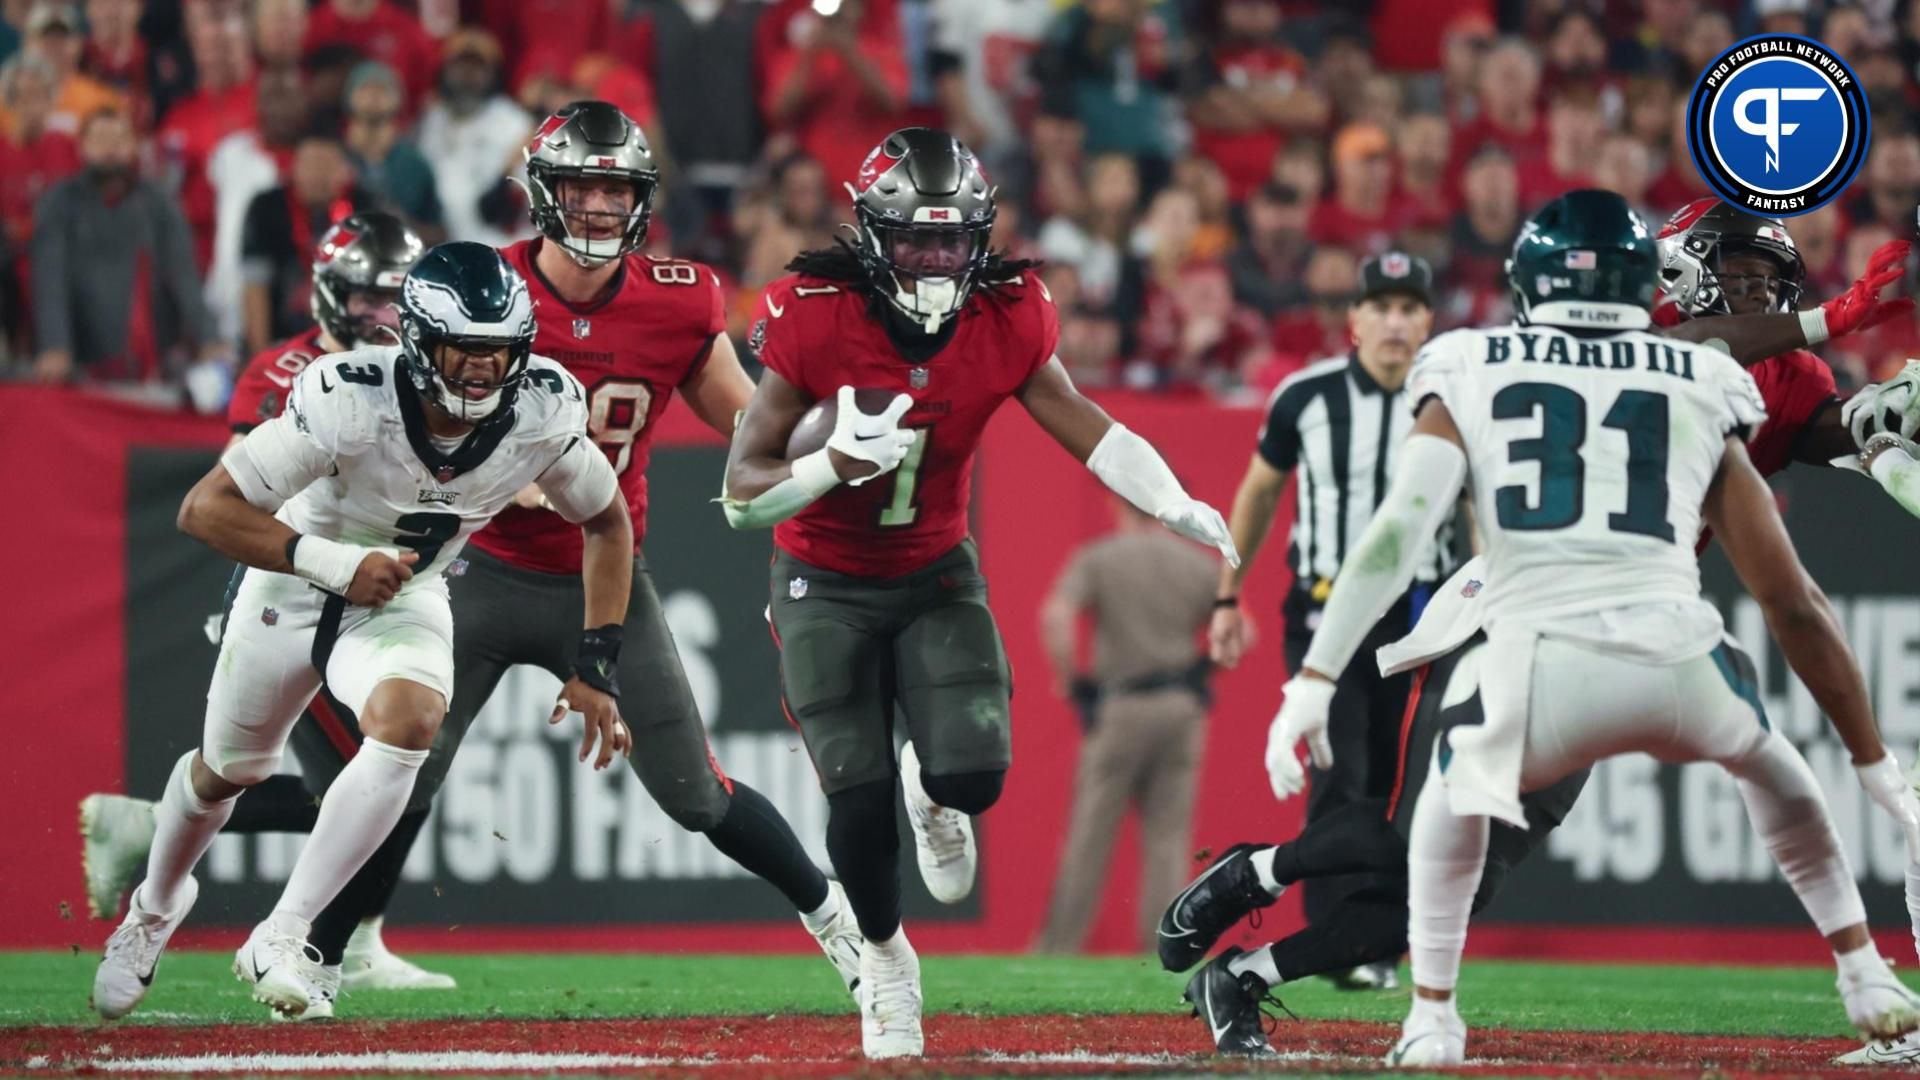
[1818,238,1914,341]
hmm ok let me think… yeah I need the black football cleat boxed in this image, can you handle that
[1184,946,1283,1057]
[1158,843,1277,972]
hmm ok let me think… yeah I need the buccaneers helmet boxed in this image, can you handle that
[1657,198,1806,318]
[311,212,424,349]
[523,100,658,267]
[849,127,995,333]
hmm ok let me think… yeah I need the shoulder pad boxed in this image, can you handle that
[285,345,399,455]
[517,355,590,437]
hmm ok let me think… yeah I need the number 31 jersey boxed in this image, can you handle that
[469,238,728,574]
[1408,324,1766,638]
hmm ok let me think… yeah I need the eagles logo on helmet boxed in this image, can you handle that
[397,242,537,427]
[521,100,659,269]
[1656,198,1807,320]
[311,212,425,350]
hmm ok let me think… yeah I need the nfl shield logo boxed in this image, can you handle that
[910,367,929,389]
[1382,252,1411,277]
[1461,579,1483,598]
[789,577,809,600]
[261,607,279,626]
[446,558,469,578]
[573,318,591,339]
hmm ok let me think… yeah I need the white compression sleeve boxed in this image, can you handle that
[1301,434,1468,677]
[720,449,841,530]
[1085,424,1186,516]
[1869,446,1920,521]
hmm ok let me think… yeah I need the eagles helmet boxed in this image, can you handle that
[398,242,536,426]
[311,212,424,349]
[1657,198,1806,318]
[849,127,995,333]
[1506,189,1660,330]
[522,100,658,268]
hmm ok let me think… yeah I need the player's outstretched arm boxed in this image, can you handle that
[551,491,633,771]
[1857,434,1920,522]
[1015,356,1239,565]
[1666,238,1912,365]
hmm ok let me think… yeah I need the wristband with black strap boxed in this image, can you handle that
[1213,596,1240,610]
[572,624,624,698]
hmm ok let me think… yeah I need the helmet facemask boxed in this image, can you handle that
[315,275,404,349]
[402,325,531,426]
[526,166,657,268]
[856,207,993,334]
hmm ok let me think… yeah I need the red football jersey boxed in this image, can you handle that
[228,326,326,433]
[468,238,727,574]
[1746,349,1838,479]
[753,271,1061,577]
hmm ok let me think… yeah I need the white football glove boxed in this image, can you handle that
[1857,753,1920,863]
[1156,498,1241,567]
[1265,675,1336,801]
[1843,360,1920,450]
[824,385,916,487]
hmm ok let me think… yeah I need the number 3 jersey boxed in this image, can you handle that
[468,238,728,574]
[1408,324,1767,649]
[222,344,617,591]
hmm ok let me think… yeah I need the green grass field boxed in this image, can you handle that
[0,949,1872,1036]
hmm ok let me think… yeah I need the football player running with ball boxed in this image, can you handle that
[93,242,633,1021]
[722,127,1238,1060]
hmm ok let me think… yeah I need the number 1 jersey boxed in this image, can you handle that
[469,238,728,574]
[1408,324,1766,638]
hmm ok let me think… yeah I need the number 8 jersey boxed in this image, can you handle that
[1408,323,1767,640]
[224,344,616,589]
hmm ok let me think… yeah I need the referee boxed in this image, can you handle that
[1210,251,1458,990]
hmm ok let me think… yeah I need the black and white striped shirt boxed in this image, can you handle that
[1256,353,1457,591]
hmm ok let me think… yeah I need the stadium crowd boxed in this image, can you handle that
[2,0,1918,408]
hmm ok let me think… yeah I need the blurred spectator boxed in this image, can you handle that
[1515,84,1600,211]
[1039,151,1142,318]
[470,0,615,96]
[1440,142,1518,328]
[158,0,254,271]
[1591,132,1656,226]
[638,0,766,264]
[1679,9,1733,80]
[1756,0,1809,36]
[0,53,75,258]
[415,28,528,248]
[1266,139,1321,206]
[1181,0,1324,203]
[254,0,307,68]
[1035,0,1182,178]
[1028,111,1084,221]
[1430,9,1492,123]
[17,2,121,136]
[1612,0,1695,79]
[1134,258,1266,391]
[1266,243,1354,377]
[305,0,438,109]
[1857,45,1909,117]
[206,66,309,345]
[1312,19,1375,125]
[1542,8,1608,92]
[1309,122,1405,254]
[570,53,657,140]
[1046,262,1123,386]
[0,0,25,65]
[80,0,145,129]
[928,0,1051,173]
[32,108,216,383]
[758,0,907,184]
[1620,72,1674,150]
[739,152,837,289]
[1225,181,1308,317]
[1450,37,1543,175]
[1792,203,1844,297]
[1846,132,1920,235]
[239,133,371,353]
[341,61,441,237]
[1820,4,1871,66]
[1647,95,1710,209]
[1395,112,1452,230]
[1172,156,1232,260]
[1352,72,1404,131]
[303,42,363,136]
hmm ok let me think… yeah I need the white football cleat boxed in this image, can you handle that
[1841,966,1920,1041]
[234,917,326,1017]
[1385,1004,1468,1068]
[341,917,456,991]
[900,741,976,904]
[1835,1031,1920,1065]
[92,876,198,1020]
[80,794,156,920]
[858,931,924,1059]
[271,964,341,1022]
[806,880,864,996]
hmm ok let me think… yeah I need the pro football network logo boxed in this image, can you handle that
[1685,34,1869,217]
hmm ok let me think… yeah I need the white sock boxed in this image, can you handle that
[139,752,236,915]
[1837,941,1894,984]
[1228,946,1282,986]
[1250,846,1284,897]
[868,928,913,959]
[1906,861,1920,966]
[1727,734,1866,935]
[272,738,427,923]
[1405,780,1488,995]
[1407,993,1461,1026]
[800,889,840,934]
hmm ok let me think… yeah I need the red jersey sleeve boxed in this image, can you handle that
[676,264,730,386]
[750,277,812,392]
[1024,270,1062,379]
[227,338,319,432]
[1745,349,1839,477]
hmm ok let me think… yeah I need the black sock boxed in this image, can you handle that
[1272,798,1404,886]
[309,809,428,966]
[703,782,830,913]
[826,778,901,942]
[224,775,321,834]
[1267,887,1409,983]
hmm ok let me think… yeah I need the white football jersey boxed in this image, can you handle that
[225,344,615,590]
[1408,323,1767,648]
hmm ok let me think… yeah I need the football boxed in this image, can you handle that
[786,388,903,479]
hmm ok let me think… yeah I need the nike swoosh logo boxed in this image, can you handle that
[768,300,785,318]
[319,371,334,393]
[137,968,155,986]
[1205,981,1231,1046]
[1163,855,1238,938]
[252,961,269,982]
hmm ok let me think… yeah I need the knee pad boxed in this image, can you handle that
[921,768,1005,816]
[202,744,280,789]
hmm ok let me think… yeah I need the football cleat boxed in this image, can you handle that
[1386,1004,1468,1067]
[807,880,864,996]
[1327,961,1401,991]
[271,964,341,1022]
[341,917,456,991]
[1183,946,1282,1056]
[900,741,976,904]
[234,918,327,1017]
[1841,966,1920,1041]
[1158,843,1278,972]
[858,933,924,1059]
[92,876,198,1020]
[1836,1031,1920,1065]
[80,794,156,920]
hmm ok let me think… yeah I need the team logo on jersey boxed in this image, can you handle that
[417,488,457,505]
[1685,34,1869,216]
[1461,579,1483,598]
[910,366,929,389]
[260,607,279,626]
[573,317,592,339]
[789,576,809,600]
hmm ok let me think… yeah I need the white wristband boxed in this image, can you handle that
[1799,307,1830,345]
[292,535,369,594]
[789,448,842,499]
